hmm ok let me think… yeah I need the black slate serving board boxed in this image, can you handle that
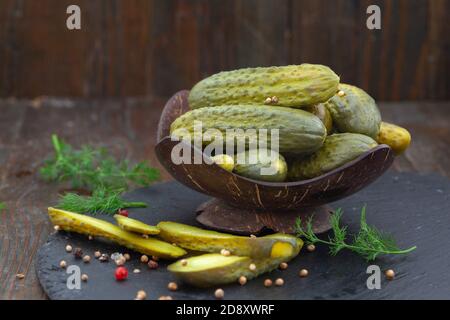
[36,172,450,300]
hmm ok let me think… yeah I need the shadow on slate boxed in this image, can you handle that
[36,171,450,300]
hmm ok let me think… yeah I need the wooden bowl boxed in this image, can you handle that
[155,90,394,234]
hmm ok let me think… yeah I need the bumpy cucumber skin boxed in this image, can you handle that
[303,104,333,134]
[168,239,302,287]
[233,149,287,182]
[188,64,340,109]
[377,121,411,155]
[157,221,299,259]
[114,214,160,235]
[288,133,378,180]
[170,105,327,155]
[324,84,382,139]
[48,208,186,259]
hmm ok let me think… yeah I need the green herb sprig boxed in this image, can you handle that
[40,134,160,193]
[295,206,416,261]
[56,188,147,215]
[0,202,6,212]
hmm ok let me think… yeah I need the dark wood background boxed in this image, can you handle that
[0,0,448,101]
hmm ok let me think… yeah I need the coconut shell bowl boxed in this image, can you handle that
[155,90,394,235]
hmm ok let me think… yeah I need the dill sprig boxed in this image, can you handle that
[295,206,416,261]
[56,188,147,215]
[40,134,160,192]
[0,202,6,212]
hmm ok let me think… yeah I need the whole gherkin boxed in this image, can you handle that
[188,64,340,109]
[324,84,382,139]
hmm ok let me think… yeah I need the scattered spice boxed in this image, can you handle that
[59,260,67,268]
[54,225,61,231]
[81,274,88,282]
[65,245,73,253]
[279,262,288,270]
[249,263,256,271]
[135,290,147,300]
[123,253,131,261]
[158,295,173,300]
[306,244,316,252]
[94,251,101,258]
[133,269,141,274]
[180,259,188,266]
[275,278,284,286]
[250,234,257,239]
[299,269,309,278]
[99,253,109,262]
[73,247,83,259]
[118,209,129,217]
[220,249,231,256]
[148,260,159,270]
[264,97,273,105]
[140,255,149,263]
[88,235,94,241]
[264,279,273,287]
[16,273,25,280]
[142,234,149,239]
[115,267,128,281]
[168,282,178,291]
[385,269,395,280]
[115,256,126,266]
[151,256,160,262]
[238,276,247,286]
[337,90,346,97]
[214,288,224,299]
[271,96,279,104]
[83,255,91,263]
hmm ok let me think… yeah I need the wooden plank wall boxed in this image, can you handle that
[0,0,448,100]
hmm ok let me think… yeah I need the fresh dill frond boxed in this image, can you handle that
[0,202,6,212]
[295,206,416,261]
[56,188,147,215]
[40,134,160,192]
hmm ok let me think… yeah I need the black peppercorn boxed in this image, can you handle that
[73,248,83,259]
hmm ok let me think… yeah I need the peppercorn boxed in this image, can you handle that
[151,256,160,261]
[123,253,131,261]
[118,209,129,217]
[59,260,67,268]
[88,235,94,241]
[279,262,288,270]
[275,278,284,286]
[73,247,83,259]
[16,273,25,279]
[214,288,224,299]
[82,255,91,263]
[140,255,149,263]
[271,96,279,104]
[99,253,109,262]
[135,290,147,300]
[133,269,141,274]
[158,295,173,300]
[53,225,61,231]
[299,269,309,277]
[249,263,256,271]
[168,282,178,291]
[220,249,231,256]
[385,269,395,280]
[148,260,159,270]
[180,259,188,266]
[306,244,316,252]
[65,245,73,253]
[264,279,273,287]
[115,256,126,266]
[238,276,247,286]
[115,267,128,281]
[94,251,101,258]
[81,274,88,282]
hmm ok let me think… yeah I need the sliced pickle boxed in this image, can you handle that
[113,214,160,235]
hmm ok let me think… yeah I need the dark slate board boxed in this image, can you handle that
[36,172,450,300]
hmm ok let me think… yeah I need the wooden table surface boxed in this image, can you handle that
[0,98,449,299]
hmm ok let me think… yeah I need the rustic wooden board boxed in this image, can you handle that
[0,0,447,100]
[36,172,450,300]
